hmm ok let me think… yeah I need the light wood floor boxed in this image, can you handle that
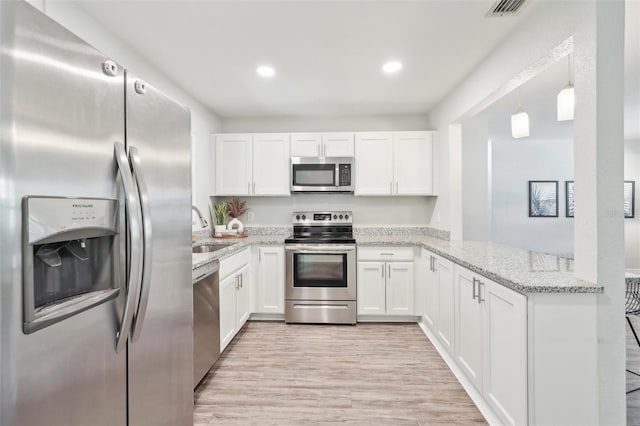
[194,321,486,425]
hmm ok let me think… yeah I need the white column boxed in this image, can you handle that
[461,115,490,240]
[573,1,626,423]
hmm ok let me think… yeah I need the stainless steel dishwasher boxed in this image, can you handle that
[192,259,220,387]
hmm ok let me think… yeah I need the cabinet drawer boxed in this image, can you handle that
[219,247,251,280]
[357,246,414,261]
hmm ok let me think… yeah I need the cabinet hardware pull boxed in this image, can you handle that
[388,264,391,279]
[472,278,477,300]
[381,265,384,278]
[430,256,434,272]
[380,252,394,256]
[478,281,485,303]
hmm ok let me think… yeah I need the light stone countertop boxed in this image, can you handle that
[192,228,603,295]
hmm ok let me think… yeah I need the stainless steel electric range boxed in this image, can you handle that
[284,211,356,324]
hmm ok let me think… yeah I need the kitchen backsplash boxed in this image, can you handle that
[354,226,450,241]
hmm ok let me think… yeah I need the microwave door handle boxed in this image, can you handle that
[114,142,143,353]
[128,146,153,342]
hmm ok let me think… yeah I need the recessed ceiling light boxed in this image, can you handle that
[256,65,275,78]
[382,61,403,74]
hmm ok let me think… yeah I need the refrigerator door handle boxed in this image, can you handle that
[114,142,144,353]
[129,146,153,342]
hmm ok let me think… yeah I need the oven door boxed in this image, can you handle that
[285,244,356,301]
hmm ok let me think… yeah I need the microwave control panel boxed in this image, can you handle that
[338,164,351,186]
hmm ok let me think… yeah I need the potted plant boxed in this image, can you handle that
[226,197,248,234]
[212,201,228,236]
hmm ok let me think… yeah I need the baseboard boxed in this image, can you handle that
[357,315,419,323]
[417,320,502,426]
[249,313,285,321]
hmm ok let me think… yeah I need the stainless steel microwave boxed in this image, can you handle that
[290,157,354,193]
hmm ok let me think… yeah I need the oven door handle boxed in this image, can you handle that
[285,245,356,252]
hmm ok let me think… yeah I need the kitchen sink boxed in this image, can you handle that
[192,244,232,254]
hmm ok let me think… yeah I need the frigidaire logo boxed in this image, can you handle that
[73,203,93,208]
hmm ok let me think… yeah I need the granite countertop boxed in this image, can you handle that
[192,227,603,295]
[192,234,289,270]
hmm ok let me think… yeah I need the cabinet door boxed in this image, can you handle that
[357,262,386,315]
[219,273,237,351]
[387,262,415,316]
[322,133,354,157]
[393,131,434,195]
[253,134,290,196]
[256,246,285,314]
[436,256,455,355]
[290,133,321,157]
[236,264,251,330]
[215,134,253,195]
[422,250,438,331]
[454,266,484,391]
[483,280,527,426]
[354,133,394,195]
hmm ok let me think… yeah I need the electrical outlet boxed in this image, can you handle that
[247,212,255,222]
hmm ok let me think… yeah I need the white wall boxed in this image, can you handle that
[626,139,640,269]
[214,195,433,226]
[26,0,221,219]
[492,138,574,256]
[220,114,430,133]
[215,114,435,227]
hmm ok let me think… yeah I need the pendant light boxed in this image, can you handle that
[511,88,530,139]
[557,54,575,121]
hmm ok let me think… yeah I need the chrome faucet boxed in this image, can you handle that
[191,205,209,228]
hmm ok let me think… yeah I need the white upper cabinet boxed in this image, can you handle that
[322,133,354,157]
[354,132,394,195]
[214,133,290,196]
[215,134,252,196]
[290,132,354,157]
[290,133,322,157]
[355,131,435,196]
[252,133,290,196]
[394,132,434,195]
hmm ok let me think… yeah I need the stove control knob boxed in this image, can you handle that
[296,215,301,220]
[345,214,349,220]
[333,214,337,219]
[301,215,306,220]
[339,214,343,220]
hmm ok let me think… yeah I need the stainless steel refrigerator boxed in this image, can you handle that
[0,1,193,425]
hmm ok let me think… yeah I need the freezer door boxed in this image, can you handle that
[0,2,127,426]
[125,72,193,426]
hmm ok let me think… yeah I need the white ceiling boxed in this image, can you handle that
[74,0,530,118]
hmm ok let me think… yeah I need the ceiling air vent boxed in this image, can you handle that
[486,0,527,16]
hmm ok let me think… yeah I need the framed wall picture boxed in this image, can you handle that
[625,180,635,219]
[565,180,575,218]
[529,180,558,217]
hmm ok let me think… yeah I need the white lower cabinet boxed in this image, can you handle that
[454,265,484,391]
[357,247,415,317]
[422,248,527,425]
[219,248,251,352]
[254,246,285,314]
[483,277,527,426]
[452,263,527,426]
[357,262,386,315]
